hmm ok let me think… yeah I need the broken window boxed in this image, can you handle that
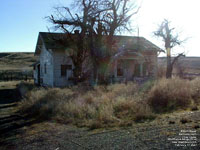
[61,65,72,77]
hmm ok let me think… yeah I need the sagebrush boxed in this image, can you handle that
[19,77,200,128]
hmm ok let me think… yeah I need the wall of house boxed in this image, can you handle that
[52,50,74,87]
[142,51,158,77]
[39,45,54,86]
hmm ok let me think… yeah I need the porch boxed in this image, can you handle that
[110,57,151,83]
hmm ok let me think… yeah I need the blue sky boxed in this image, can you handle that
[0,0,69,52]
[0,0,200,56]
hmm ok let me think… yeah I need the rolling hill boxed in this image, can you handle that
[0,53,38,71]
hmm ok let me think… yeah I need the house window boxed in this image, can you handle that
[117,60,123,77]
[44,63,47,74]
[61,65,72,77]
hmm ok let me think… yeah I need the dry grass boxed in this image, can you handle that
[0,81,21,89]
[147,78,192,113]
[16,81,36,97]
[157,65,166,78]
[0,52,37,71]
[19,77,200,129]
[190,77,200,104]
[19,83,154,128]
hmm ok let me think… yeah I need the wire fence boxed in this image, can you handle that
[0,70,33,81]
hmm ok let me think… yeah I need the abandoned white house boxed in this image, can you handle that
[33,32,162,87]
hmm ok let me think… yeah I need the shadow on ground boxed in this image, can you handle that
[0,88,42,147]
[0,89,21,104]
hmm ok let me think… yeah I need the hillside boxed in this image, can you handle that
[158,57,200,73]
[0,53,38,71]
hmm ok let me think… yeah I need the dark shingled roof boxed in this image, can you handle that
[35,32,163,55]
[113,36,163,51]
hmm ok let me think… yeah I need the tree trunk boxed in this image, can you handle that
[93,64,98,85]
[73,66,82,77]
[166,47,172,78]
[166,55,172,78]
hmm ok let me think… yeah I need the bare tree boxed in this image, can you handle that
[47,0,139,84]
[47,1,93,82]
[154,19,186,78]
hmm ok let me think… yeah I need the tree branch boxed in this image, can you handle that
[171,53,185,67]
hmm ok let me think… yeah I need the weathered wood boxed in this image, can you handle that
[39,45,54,86]
[53,51,74,87]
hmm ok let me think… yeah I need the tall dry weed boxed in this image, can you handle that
[147,78,192,113]
[19,82,154,128]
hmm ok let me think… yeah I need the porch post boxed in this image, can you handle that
[114,60,117,78]
[140,63,143,77]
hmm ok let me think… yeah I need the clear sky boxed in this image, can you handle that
[0,0,200,56]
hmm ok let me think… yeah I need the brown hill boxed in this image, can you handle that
[0,52,38,71]
[158,57,200,73]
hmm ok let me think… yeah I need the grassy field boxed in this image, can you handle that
[0,81,21,89]
[0,52,37,71]
[158,56,200,74]
[0,53,38,81]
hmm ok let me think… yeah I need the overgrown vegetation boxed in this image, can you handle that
[147,78,192,113]
[18,78,200,129]
[17,81,36,97]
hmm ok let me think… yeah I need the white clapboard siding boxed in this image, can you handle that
[39,45,54,86]
[33,69,38,84]
[52,50,74,87]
